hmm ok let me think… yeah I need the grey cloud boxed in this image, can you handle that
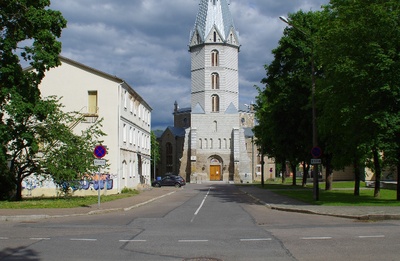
[50,0,328,130]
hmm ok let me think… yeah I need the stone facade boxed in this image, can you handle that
[156,0,275,183]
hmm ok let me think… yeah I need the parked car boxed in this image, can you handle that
[152,175,186,188]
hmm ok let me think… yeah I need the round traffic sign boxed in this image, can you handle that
[94,145,107,159]
[311,146,322,158]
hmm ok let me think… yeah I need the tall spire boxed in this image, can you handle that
[190,0,239,46]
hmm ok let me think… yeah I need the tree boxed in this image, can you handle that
[150,131,160,181]
[254,10,321,186]
[0,0,66,199]
[5,95,105,200]
[317,0,400,198]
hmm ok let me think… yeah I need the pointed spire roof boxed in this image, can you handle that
[190,0,239,45]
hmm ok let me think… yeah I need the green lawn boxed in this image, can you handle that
[257,180,400,206]
[0,190,139,209]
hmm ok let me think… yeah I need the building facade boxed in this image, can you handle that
[156,0,275,183]
[26,56,152,196]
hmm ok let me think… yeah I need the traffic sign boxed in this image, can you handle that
[94,159,106,166]
[94,145,107,158]
[311,158,321,165]
[311,146,322,158]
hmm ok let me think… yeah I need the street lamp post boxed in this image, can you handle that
[279,16,319,200]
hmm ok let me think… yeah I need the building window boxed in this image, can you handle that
[213,121,217,132]
[211,73,219,89]
[212,95,219,112]
[213,31,217,42]
[130,98,134,114]
[129,126,133,144]
[123,124,127,143]
[124,90,128,110]
[166,142,173,173]
[88,91,98,114]
[211,50,219,66]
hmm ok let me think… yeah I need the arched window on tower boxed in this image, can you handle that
[213,31,217,42]
[212,95,220,112]
[211,50,219,66]
[211,73,219,89]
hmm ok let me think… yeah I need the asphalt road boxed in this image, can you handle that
[1,184,399,261]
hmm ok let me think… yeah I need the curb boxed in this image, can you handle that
[0,191,177,222]
[241,189,400,221]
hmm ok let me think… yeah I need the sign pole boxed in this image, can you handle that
[93,145,107,209]
[98,167,101,208]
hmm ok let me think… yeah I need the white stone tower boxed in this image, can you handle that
[187,0,246,182]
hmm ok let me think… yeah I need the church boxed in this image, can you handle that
[156,0,275,183]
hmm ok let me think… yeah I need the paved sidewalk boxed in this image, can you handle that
[0,187,178,222]
[0,185,399,222]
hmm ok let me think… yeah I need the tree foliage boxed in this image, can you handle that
[254,11,321,186]
[0,0,67,200]
[317,0,400,198]
[256,0,400,200]
[151,131,161,180]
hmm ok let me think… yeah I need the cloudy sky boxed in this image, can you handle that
[49,0,328,130]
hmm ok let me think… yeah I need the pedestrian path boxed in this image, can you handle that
[0,184,399,222]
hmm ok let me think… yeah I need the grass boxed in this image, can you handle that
[256,180,400,206]
[0,190,139,209]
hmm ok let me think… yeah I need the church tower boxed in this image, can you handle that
[187,0,246,182]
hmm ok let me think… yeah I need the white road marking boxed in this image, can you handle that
[358,235,385,238]
[301,237,332,240]
[119,239,147,242]
[240,238,272,242]
[191,187,211,223]
[178,240,209,243]
[70,238,97,241]
[30,238,50,240]
[0,237,9,240]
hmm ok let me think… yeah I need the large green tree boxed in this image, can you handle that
[317,0,400,198]
[254,10,322,186]
[5,95,105,200]
[0,0,66,199]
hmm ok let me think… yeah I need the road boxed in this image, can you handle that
[0,184,399,261]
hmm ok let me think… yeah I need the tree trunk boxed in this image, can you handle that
[281,159,286,184]
[354,158,360,196]
[302,161,309,187]
[15,174,23,201]
[373,148,381,198]
[325,154,333,191]
[397,160,400,201]
[291,162,297,186]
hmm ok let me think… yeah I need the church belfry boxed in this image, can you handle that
[186,0,247,183]
[157,0,274,184]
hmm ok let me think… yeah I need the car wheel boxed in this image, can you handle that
[175,183,181,188]
[154,183,161,187]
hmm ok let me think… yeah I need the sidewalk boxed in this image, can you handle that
[0,185,399,222]
[0,187,177,222]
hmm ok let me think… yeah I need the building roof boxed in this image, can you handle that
[57,56,152,111]
[190,0,238,44]
[164,126,186,138]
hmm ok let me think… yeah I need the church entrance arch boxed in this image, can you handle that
[209,156,222,181]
